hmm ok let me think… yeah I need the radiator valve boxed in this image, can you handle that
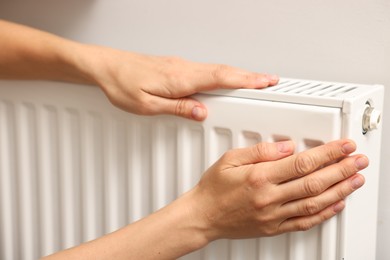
[362,103,381,134]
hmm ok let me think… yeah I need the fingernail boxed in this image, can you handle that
[277,141,293,153]
[258,77,270,86]
[355,156,369,170]
[191,106,207,121]
[267,74,279,83]
[342,142,356,154]
[351,175,365,189]
[333,201,345,213]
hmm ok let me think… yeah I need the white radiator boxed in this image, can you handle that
[0,78,384,260]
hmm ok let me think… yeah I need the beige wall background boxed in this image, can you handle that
[1,0,389,258]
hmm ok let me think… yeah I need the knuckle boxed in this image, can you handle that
[302,199,321,215]
[323,145,341,161]
[296,220,315,232]
[220,149,235,162]
[253,195,272,210]
[335,186,349,200]
[135,95,154,115]
[294,154,317,176]
[254,210,278,230]
[337,160,355,179]
[303,177,323,196]
[261,225,278,236]
[253,143,271,160]
[174,98,187,117]
[161,57,187,88]
[247,173,267,190]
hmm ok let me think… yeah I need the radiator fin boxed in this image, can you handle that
[0,101,20,260]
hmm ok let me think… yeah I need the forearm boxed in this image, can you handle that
[42,189,209,260]
[0,19,93,84]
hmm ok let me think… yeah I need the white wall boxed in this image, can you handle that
[1,0,389,258]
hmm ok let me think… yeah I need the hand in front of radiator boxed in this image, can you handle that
[43,139,367,260]
[85,47,279,121]
[186,139,367,241]
[45,139,367,260]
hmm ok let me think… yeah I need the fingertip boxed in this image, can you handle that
[277,140,295,154]
[253,74,280,88]
[355,156,369,170]
[191,106,208,121]
[254,76,270,88]
[333,200,345,213]
[341,140,357,154]
[351,174,365,189]
[267,74,279,85]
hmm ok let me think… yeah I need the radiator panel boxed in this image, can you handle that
[0,80,383,260]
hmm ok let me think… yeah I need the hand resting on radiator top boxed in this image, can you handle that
[0,20,368,260]
[42,139,367,260]
[0,19,278,122]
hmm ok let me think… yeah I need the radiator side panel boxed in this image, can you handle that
[339,87,384,260]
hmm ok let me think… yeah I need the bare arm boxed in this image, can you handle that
[0,19,278,121]
[42,139,367,259]
[0,20,92,84]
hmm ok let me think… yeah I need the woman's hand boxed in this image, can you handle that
[0,20,278,121]
[188,139,367,241]
[42,139,368,260]
[81,46,279,121]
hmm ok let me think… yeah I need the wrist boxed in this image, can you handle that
[58,41,101,85]
[183,185,223,243]
[154,188,212,256]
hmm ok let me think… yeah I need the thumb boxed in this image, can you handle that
[152,96,208,121]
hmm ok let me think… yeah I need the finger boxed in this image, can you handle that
[278,200,346,234]
[192,63,279,91]
[222,141,295,167]
[146,95,208,121]
[264,139,357,184]
[278,173,365,219]
[276,155,368,202]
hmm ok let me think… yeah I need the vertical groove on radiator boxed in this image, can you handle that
[288,228,319,260]
[258,235,288,259]
[17,103,40,260]
[82,112,104,242]
[152,120,178,211]
[60,108,83,249]
[129,118,152,222]
[177,124,204,195]
[104,117,128,233]
[0,101,20,260]
[38,105,61,256]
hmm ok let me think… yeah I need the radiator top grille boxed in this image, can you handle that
[269,79,357,97]
[204,78,382,108]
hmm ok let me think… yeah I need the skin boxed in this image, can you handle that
[0,20,368,259]
[0,20,278,121]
